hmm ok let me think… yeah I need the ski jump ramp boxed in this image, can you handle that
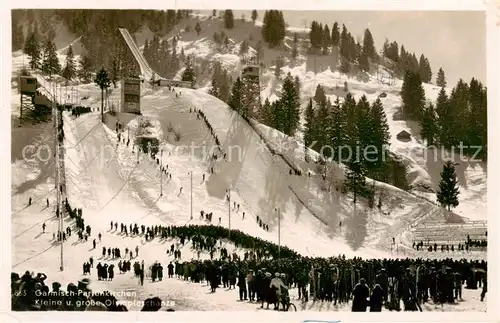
[118,28,156,80]
[119,27,193,89]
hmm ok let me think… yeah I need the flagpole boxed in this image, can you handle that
[275,207,281,260]
[160,150,163,196]
[226,189,231,239]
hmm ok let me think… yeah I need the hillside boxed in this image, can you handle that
[12,11,486,222]
[155,14,486,222]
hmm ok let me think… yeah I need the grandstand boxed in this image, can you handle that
[411,220,487,250]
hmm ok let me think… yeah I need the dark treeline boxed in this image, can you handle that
[402,71,487,161]
[306,19,432,80]
[303,85,408,198]
[13,9,194,82]
[143,34,180,79]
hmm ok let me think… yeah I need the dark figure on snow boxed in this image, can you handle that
[369,284,384,312]
[352,278,369,312]
[28,197,32,206]
[42,223,46,233]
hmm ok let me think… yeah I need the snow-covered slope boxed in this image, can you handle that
[10,19,487,309]
[163,18,486,221]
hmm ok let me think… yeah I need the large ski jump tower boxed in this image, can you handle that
[241,64,260,119]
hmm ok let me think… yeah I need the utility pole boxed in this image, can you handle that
[51,79,63,271]
[275,207,281,259]
[190,171,193,220]
[226,189,231,239]
[160,149,163,196]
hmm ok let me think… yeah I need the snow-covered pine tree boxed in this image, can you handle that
[400,70,425,120]
[181,55,196,87]
[303,97,316,161]
[224,10,234,29]
[41,38,61,77]
[419,102,438,146]
[315,98,331,158]
[436,160,460,211]
[367,97,390,170]
[436,67,446,88]
[229,77,244,115]
[251,10,258,24]
[78,55,93,83]
[314,84,326,106]
[62,45,77,84]
[345,161,367,204]
[24,27,41,70]
[328,97,346,162]
[278,73,300,136]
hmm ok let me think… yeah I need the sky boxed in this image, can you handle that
[230,10,486,86]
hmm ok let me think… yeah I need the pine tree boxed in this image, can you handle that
[261,10,285,48]
[420,102,438,146]
[314,84,326,106]
[224,10,234,29]
[208,77,219,98]
[61,45,77,83]
[78,55,93,83]
[251,10,258,24]
[303,98,316,160]
[345,161,367,204]
[400,70,425,120]
[436,160,460,211]
[315,99,331,157]
[436,67,446,87]
[94,67,111,122]
[354,95,372,165]
[181,55,196,87]
[341,93,357,159]
[331,22,340,47]
[368,98,390,169]
[418,54,432,83]
[358,51,369,72]
[339,24,350,59]
[362,28,376,60]
[109,57,119,88]
[195,22,202,36]
[229,77,244,115]
[41,38,61,77]
[435,87,450,146]
[291,33,299,60]
[339,57,350,74]
[279,73,301,136]
[24,27,41,70]
[322,24,331,54]
[259,97,273,125]
[329,97,346,162]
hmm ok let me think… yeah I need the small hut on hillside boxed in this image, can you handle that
[396,130,412,142]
